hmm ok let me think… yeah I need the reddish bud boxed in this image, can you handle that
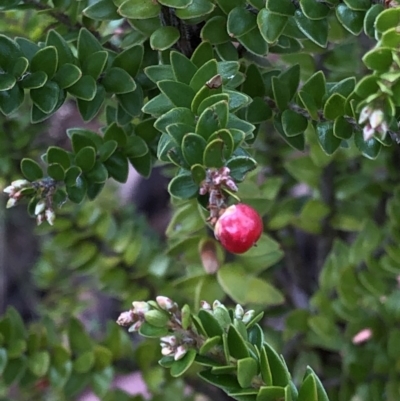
[214,204,263,254]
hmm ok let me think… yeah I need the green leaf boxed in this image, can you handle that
[354,130,381,160]
[0,84,23,115]
[191,163,206,185]
[191,41,214,69]
[46,30,74,66]
[196,100,229,139]
[159,0,193,7]
[227,6,257,38]
[274,113,305,151]
[104,151,129,183]
[266,0,295,16]
[102,67,136,94]
[118,0,162,18]
[20,71,47,89]
[362,47,393,72]
[0,35,20,72]
[375,7,400,34]
[30,81,60,114]
[83,0,120,20]
[257,9,288,43]
[282,109,308,136]
[85,161,108,184]
[336,4,365,35]
[145,65,175,84]
[47,163,65,181]
[73,351,95,373]
[82,51,108,80]
[182,133,207,166]
[316,121,341,155]
[150,26,180,51]
[159,80,196,108]
[190,59,219,92]
[175,0,215,19]
[201,16,230,44]
[0,73,15,91]
[47,147,71,170]
[77,28,103,65]
[28,351,50,377]
[226,156,257,181]
[263,342,290,387]
[125,135,149,158]
[300,0,330,19]
[170,349,197,377]
[168,172,198,199]
[77,85,106,122]
[21,158,43,181]
[203,139,225,168]
[75,147,96,172]
[171,51,197,85]
[364,4,384,38]
[237,27,269,56]
[70,131,100,153]
[294,10,328,47]
[198,310,224,337]
[30,46,58,79]
[237,357,258,388]
[298,373,318,401]
[104,123,127,147]
[129,152,152,178]
[117,85,143,117]
[68,75,97,101]
[53,63,82,89]
[218,264,284,305]
[0,348,7,376]
[227,324,249,359]
[68,318,93,354]
[113,45,143,78]
[11,57,28,78]
[323,93,346,119]
[155,107,195,133]
[333,116,353,140]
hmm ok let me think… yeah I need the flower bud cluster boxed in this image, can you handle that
[3,179,31,209]
[116,301,151,331]
[358,106,389,142]
[34,200,55,226]
[199,167,239,225]
[201,300,255,324]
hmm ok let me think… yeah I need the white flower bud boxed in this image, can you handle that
[358,106,372,124]
[174,345,187,361]
[212,300,222,310]
[132,301,150,315]
[35,200,46,216]
[11,179,29,189]
[161,346,174,356]
[3,185,15,195]
[36,213,46,226]
[128,320,143,332]
[6,198,17,208]
[161,335,177,347]
[369,109,384,129]
[242,310,255,324]
[156,296,176,311]
[45,209,55,226]
[234,304,244,319]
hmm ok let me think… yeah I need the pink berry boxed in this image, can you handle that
[214,204,263,254]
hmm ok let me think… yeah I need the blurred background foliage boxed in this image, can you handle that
[1,1,400,401]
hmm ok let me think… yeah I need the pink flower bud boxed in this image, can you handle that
[116,311,135,326]
[128,320,143,332]
[36,213,46,226]
[161,335,177,347]
[363,124,375,141]
[200,300,212,310]
[352,328,372,344]
[156,296,176,311]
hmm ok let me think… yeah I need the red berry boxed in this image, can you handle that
[214,203,263,254]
